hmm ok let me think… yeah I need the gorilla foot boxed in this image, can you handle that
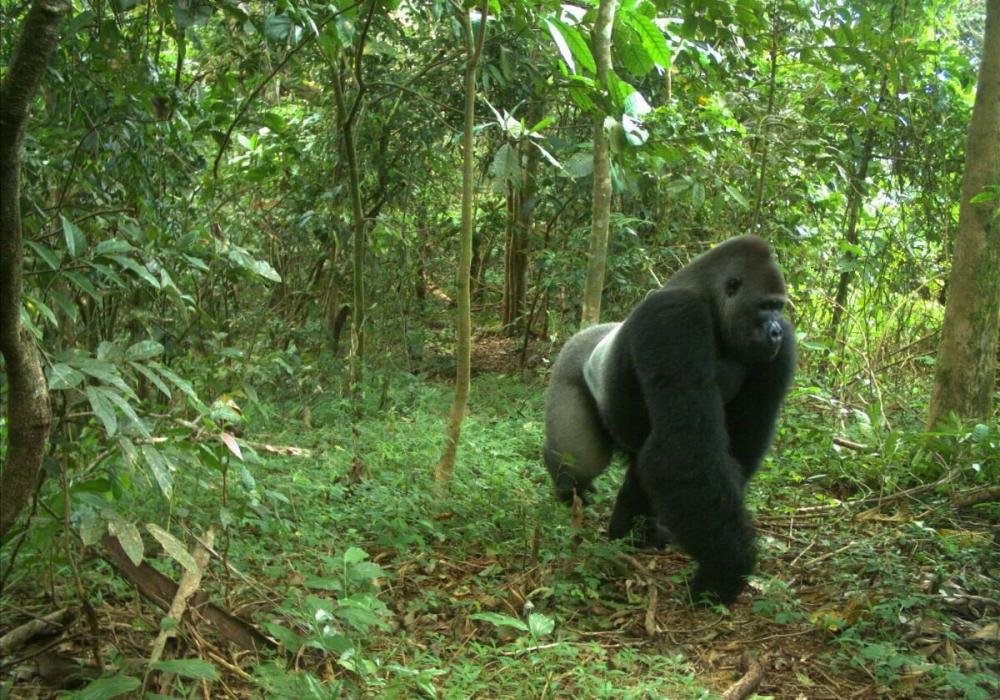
[689,566,747,607]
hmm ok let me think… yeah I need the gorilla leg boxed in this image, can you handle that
[608,465,673,547]
[608,466,645,538]
[636,437,755,605]
[543,324,617,503]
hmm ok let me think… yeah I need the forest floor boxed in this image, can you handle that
[2,335,998,699]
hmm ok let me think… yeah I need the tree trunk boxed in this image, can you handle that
[748,11,781,235]
[501,102,542,335]
[434,1,488,484]
[0,0,67,538]
[828,72,888,341]
[331,2,376,389]
[580,0,618,328]
[927,0,1000,427]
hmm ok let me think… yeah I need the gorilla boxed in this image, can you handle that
[543,235,795,605]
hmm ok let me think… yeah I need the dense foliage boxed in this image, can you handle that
[1,0,996,697]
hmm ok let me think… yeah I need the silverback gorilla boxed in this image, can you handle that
[543,236,795,605]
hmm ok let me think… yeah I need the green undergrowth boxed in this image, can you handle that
[4,366,998,699]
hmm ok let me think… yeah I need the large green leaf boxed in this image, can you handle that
[146,523,197,573]
[544,18,595,75]
[620,10,670,70]
[64,674,141,699]
[86,386,118,435]
[125,340,164,361]
[141,444,174,499]
[61,216,87,258]
[108,518,144,566]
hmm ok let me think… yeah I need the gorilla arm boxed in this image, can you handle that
[725,319,795,482]
[625,290,756,605]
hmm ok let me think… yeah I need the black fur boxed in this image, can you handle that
[543,236,795,605]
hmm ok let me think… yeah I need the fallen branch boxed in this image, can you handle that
[952,486,1000,508]
[644,584,658,638]
[102,535,273,652]
[792,470,957,515]
[0,608,72,656]
[832,436,867,451]
[721,652,764,700]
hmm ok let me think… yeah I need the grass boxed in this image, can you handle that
[2,352,998,699]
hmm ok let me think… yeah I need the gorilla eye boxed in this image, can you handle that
[725,277,742,297]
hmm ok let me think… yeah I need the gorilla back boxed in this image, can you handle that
[543,235,795,605]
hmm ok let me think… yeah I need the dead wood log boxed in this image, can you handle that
[102,535,273,652]
[721,652,764,700]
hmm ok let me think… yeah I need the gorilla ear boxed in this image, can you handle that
[724,277,742,297]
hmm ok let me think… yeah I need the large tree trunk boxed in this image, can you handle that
[434,1,487,483]
[0,0,67,538]
[580,0,618,328]
[927,0,1000,427]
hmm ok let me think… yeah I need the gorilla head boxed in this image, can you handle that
[669,236,788,365]
[543,235,796,605]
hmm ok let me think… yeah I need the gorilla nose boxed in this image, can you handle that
[768,320,783,345]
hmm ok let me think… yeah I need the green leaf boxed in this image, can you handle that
[63,674,141,699]
[342,546,369,565]
[544,18,595,75]
[262,622,304,652]
[96,387,149,437]
[95,239,135,256]
[226,247,282,282]
[125,340,164,361]
[544,18,576,74]
[63,270,101,300]
[615,24,654,77]
[25,294,58,326]
[561,151,593,179]
[76,360,136,399]
[528,613,555,638]
[150,364,200,403]
[48,363,87,390]
[621,10,670,69]
[129,362,172,398]
[150,659,218,681]
[79,510,106,546]
[469,612,529,632]
[108,518,144,566]
[489,143,521,192]
[146,524,198,573]
[691,181,705,209]
[141,444,174,500]
[25,239,61,270]
[111,255,161,289]
[264,13,292,42]
[61,215,87,258]
[86,386,118,435]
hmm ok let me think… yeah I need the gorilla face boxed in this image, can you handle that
[706,242,789,365]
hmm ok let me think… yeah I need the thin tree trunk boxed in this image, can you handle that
[501,102,541,335]
[434,0,488,484]
[927,0,1000,427]
[0,0,67,538]
[748,10,780,235]
[331,1,375,388]
[580,0,618,328]
[828,72,888,341]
